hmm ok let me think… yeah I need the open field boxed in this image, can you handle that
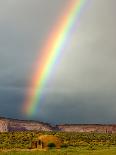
[0,147,116,155]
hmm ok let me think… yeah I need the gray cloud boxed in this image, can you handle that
[0,0,116,124]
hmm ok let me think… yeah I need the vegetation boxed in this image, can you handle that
[0,148,116,155]
[0,131,116,154]
[47,142,56,148]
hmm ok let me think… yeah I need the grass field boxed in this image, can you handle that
[0,147,116,155]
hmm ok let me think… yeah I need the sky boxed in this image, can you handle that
[0,0,116,124]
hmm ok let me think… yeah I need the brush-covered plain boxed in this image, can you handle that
[0,131,116,154]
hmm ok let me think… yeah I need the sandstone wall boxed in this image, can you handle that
[0,118,53,132]
[1,117,116,133]
[8,120,53,131]
[57,124,116,133]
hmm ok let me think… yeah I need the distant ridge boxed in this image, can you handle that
[0,116,116,133]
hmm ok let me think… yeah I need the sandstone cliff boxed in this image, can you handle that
[57,124,116,133]
[0,117,116,133]
[0,117,53,132]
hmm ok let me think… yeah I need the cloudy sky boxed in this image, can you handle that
[0,0,116,124]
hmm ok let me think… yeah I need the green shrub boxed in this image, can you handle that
[47,142,56,148]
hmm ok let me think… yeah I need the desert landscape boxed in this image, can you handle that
[0,0,116,154]
[0,117,116,155]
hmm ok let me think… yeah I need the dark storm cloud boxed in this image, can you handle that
[0,0,116,124]
[0,87,24,118]
[32,91,116,124]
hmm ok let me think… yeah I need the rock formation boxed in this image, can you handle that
[0,117,52,132]
[0,117,116,133]
[0,119,8,132]
[57,124,116,133]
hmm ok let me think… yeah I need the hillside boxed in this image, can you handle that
[0,117,116,133]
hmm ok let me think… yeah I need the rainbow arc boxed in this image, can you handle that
[23,0,87,116]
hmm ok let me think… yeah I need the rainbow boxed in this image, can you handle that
[23,0,87,116]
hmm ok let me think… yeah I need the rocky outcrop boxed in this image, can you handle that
[0,119,8,132]
[0,117,116,133]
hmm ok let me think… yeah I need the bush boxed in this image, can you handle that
[47,142,56,148]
